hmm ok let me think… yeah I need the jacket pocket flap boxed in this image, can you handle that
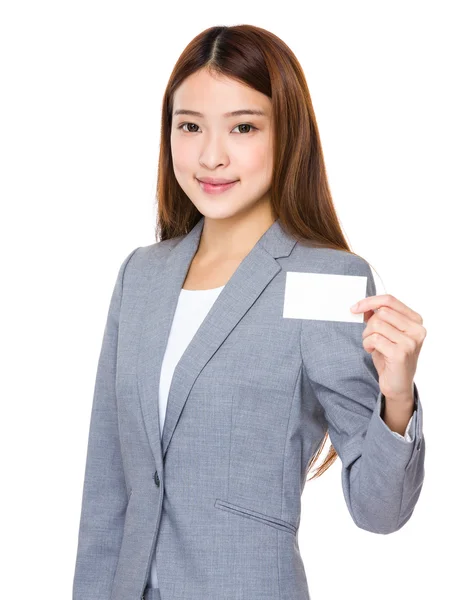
[214,498,297,535]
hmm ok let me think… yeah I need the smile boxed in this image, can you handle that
[197,179,239,195]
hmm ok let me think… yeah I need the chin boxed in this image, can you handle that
[193,201,249,221]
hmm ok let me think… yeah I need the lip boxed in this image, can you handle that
[197,177,238,184]
[197,178,239,195]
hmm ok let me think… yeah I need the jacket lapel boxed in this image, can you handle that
[137,215,297,470]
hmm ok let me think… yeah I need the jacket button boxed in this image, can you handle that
[154,470,160,487]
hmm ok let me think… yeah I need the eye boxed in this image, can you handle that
[231,123,257,134]
[177,122,257,134]
[178,122,200,133]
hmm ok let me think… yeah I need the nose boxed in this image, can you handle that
[199,134,229,170]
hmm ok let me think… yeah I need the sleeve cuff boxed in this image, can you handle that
[367,381,423,468]
[380,396,417,442]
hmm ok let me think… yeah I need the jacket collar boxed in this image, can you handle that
[137,216,297,470]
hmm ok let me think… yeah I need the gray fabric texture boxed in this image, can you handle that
[72,216,425,600]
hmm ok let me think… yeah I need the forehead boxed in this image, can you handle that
[172,70,271,118]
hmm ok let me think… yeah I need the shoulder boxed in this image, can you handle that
[119,235,185,283]
[289,241,371,277]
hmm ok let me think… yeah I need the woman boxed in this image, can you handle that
[72,24,426,600]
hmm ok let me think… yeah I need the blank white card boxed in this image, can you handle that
[283,271,368,323]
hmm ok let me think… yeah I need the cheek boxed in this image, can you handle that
[242,143,273,180]
[171,138,193,173]
[240,143,268,170]
[239,130,273,174]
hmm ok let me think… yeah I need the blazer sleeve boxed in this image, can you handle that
[300,256,426,534]
[72,247,140,599]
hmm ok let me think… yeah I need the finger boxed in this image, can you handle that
[362,331,397,356]
[364,307,426,343]
[352,294,423,324]
[362,316,412,346]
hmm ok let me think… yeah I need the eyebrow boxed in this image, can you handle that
[173,108,267,118]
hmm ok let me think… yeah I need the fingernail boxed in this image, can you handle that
[350,302,359,311]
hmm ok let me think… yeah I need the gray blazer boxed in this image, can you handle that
[72,216,425,600]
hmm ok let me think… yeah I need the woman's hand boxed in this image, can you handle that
[350,294,427,403]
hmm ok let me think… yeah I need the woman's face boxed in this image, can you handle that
[170,68,274,221]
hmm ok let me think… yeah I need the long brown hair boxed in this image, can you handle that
[154,24,381,480]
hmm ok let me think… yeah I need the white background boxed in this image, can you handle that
[1,1,472,598]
